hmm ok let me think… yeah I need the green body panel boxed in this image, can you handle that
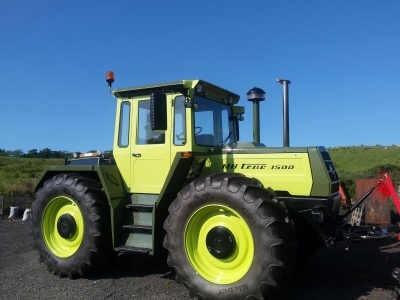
[152,153,194,254]
[36,165,127,201]
[95,166,129,248]
[308,147,332,196]
[201,143,338,198]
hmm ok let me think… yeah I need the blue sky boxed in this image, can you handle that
[1,1,399,153]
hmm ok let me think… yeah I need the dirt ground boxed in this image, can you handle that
[1,217,400,300]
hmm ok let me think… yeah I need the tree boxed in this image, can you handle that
[26,149,38,158]
[10,149,24,157]
[38,148,52,158]
[0,150,11,156]
[51,150,69,158]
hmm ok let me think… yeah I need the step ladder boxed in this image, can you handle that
[116,195,157,254]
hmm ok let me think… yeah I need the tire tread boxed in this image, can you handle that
[31,173,112,279]
[163,173,296,300]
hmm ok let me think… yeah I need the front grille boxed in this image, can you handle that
[320,151,332,161]
[325,162,339,181]
[321,150,340,195]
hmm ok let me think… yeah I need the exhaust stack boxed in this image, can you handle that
[246,87,266,143]
[276,79,291,147]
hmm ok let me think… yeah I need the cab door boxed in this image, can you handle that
[130,98,170,194]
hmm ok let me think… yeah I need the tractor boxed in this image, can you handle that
[32,74,360,299]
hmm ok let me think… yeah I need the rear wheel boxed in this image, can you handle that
[164,173,296,300]
[31,173,112,278]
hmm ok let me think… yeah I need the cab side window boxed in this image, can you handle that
[118,101,130,147]
[138,100,165,145]
[174,96,186,145]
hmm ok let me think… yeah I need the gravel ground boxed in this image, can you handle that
[1,217,400,300]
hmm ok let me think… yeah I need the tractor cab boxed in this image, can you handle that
[111,80,243,194]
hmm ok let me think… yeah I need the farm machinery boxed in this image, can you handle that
[31,73,400,299]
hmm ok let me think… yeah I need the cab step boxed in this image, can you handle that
[126,204,154,211]
[116,246,151,254]
[122,224,152,233]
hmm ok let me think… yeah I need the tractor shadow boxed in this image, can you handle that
[88,251,173,281]
[88,237,400,299]
[279,237,400,300]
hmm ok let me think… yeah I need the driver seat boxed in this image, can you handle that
[196,134,214,146]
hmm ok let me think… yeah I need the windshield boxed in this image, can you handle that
[193,95,234,147]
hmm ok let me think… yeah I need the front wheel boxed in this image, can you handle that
[163,173,296,300]
[31,173,112,278]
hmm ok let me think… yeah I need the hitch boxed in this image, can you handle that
[341,183,379,220]
[338,171,400,247]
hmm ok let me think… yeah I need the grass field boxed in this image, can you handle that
[0,157,63,198]
[0,157,63,183]
[328,145,400,174]
[330,145,400,199]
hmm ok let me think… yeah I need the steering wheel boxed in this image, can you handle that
[175,127,203,141]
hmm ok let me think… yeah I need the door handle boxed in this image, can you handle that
[132,153,141,157]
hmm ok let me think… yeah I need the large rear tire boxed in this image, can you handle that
[163,173,296,300]
[31,173,112,278]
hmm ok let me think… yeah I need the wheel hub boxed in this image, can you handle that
[57,214,76,239]
[206,226,236,259]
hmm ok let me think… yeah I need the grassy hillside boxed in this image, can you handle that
[328,146,400,174]
[329,146,400,199]
[0,157,63,198]
[0,157,63,182]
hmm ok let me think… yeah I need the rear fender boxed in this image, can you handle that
[35,165,129,249]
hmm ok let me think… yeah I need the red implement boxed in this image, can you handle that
[376,170,400,215]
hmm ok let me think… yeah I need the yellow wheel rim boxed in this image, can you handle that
[42,196,84,258]
[185,205,254,284]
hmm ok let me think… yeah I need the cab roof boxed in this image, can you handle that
[112,79,240,104]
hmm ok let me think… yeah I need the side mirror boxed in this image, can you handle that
[230,106,245,121]
[150,93,167,130]
[232,106,244,141]
[184,97,199,110]
[233,106,244,117]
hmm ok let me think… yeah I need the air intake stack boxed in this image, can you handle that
[246,87,266,143]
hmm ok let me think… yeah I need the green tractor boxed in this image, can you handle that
[31,76,341,299]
